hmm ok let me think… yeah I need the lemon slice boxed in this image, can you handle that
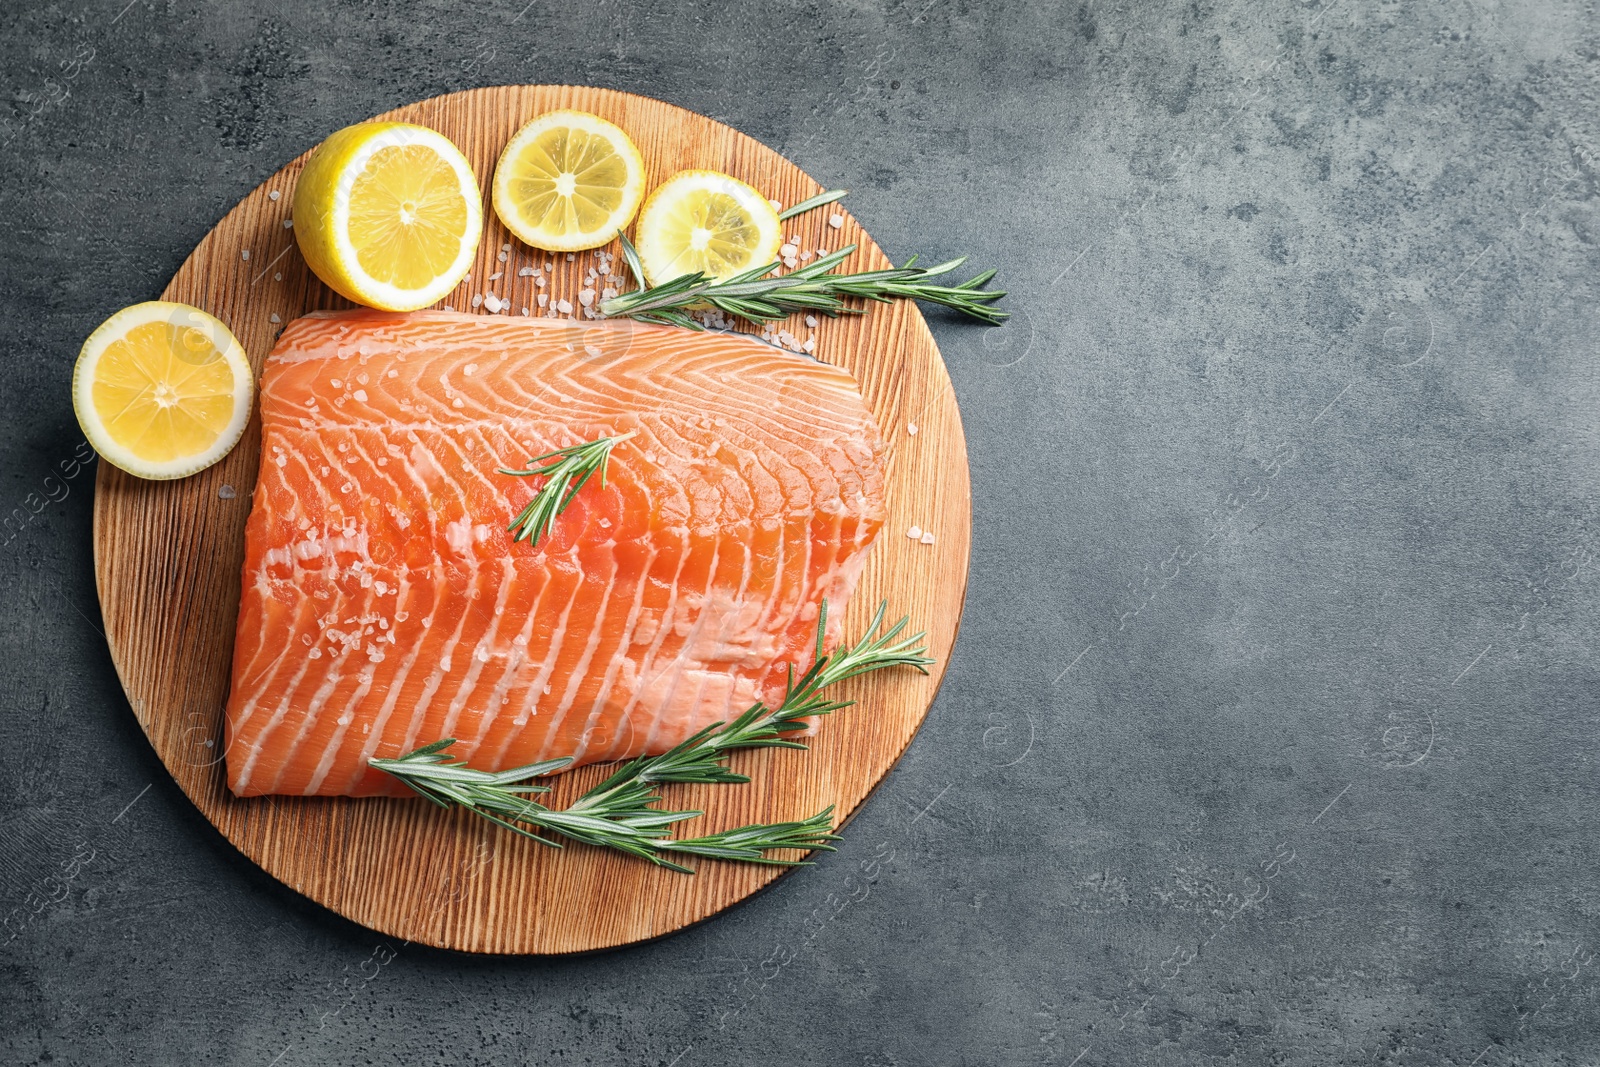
[72,302,253,480]
[492,109,646,252]
[293,122,482,312]
[633,170,783,286]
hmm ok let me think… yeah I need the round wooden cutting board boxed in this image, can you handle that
[92,86,971,954]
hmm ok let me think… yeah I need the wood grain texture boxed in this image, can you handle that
[91,85,970,954]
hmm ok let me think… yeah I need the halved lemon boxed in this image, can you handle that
[492,109,646,252]
[633,170,783,286]
[292,121,482,311]
[72,302,253,480]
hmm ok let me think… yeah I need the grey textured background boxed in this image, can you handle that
[4,0,1600,1063]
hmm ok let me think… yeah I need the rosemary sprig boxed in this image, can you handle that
[778,189,848,221]
[602,235,1007,329]
[368,601,931,872]
[499,431,635,546]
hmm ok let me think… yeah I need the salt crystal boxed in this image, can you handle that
[275,454,287,468]
[273,272,282,281]
[352,389,367,402]
[565,253,575,261]
[341,482,353,493]
[268,190,280,201]
[521,307,530,316]
[218,484,236,499]
[241,249,251,261]
[906,525,922,539]
[544,261,554,271]
[518,266,535,277]
[498,250,509,262]
[556,299,573,314]
[464,363,478,376]
[907,422,918,435]
[780,243,798,257]
[452,397,464,408]
[283,218,294,229]
[471,294,484,308]
[484,294,503,313]
[803,338,816,352]
[921,532,936,545]
[537,294,549,308]
[269,312,281,323]
[578,289,595,307]
[535,276,546,288]
[828,213,844,229]
[489,271,503,281]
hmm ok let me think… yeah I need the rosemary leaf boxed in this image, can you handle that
[777,189,848,221]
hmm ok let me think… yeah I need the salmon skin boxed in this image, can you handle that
[224,310,886,797]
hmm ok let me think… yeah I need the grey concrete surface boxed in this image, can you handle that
[4,0,1600,1063]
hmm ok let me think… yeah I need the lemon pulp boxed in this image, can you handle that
[348,144,472,291]
[91,321,236,462]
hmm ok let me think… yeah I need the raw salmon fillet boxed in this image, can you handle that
[224,309,886,797]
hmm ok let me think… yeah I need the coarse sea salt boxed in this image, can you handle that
[906,525,922,539]
[907,422,918,436]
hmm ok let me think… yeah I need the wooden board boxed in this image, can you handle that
[91,85,970,954]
